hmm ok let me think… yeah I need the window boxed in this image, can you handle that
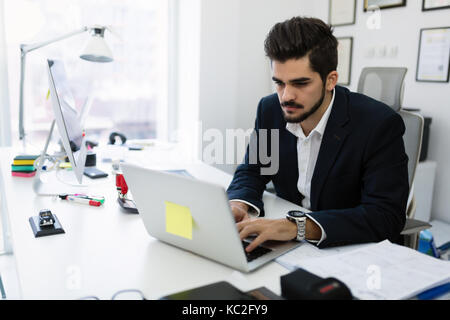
[4,0,171,147]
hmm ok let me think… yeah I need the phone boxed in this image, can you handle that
[84,167,108,179]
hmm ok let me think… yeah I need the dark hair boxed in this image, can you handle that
[264,17,338,83]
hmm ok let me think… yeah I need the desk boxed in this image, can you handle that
[0,145,307,299]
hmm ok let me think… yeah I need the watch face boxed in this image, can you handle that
[288,210,306,218]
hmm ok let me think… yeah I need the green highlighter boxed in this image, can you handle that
[73,194,105,204]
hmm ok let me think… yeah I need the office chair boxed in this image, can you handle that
[357,67,431,249]
[357,67,407,111]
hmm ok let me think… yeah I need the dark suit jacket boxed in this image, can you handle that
[226,86,409,248]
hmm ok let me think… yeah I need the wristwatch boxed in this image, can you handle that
[286,210,307,241]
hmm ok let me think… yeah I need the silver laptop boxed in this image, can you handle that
[121,163,301,272]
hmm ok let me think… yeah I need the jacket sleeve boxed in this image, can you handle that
[226,98,272,216]
[307,112,409,248]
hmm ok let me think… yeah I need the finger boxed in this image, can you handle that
[236,218,254,232]
[239,223,261,240]
[245,234,268,253]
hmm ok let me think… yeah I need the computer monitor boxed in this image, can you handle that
[33,59,88,195]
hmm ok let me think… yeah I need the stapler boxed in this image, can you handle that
[116,173,139,214]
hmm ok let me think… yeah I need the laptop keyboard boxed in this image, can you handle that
[242,241,272,262]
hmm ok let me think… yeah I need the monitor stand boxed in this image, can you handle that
[33,120,88,196]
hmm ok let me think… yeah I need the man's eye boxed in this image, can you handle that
[275,82,284,86]
[293,82,307,87]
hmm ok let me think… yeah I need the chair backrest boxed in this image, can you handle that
[357,67,423,188]
[399,110,424,188]
[357,67,407,112]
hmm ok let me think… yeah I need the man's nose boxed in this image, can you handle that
[281,85,296,102]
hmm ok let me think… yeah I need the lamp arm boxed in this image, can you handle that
[20,27,88,54]
[18,26,89,140]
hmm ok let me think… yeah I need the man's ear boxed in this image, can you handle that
[326,71,339,91]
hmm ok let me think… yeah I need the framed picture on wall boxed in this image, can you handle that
[329,0,356,26]
[422,0,450,11]
[337,37,353,85]
[363,0,406,11]
[416,27,450,83]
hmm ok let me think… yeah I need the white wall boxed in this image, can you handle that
[296,0,450,222]
[197,0,240,174]
[197,0,304,174]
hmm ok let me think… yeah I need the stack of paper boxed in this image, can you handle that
[289,240,450,300]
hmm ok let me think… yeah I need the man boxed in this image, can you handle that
[227,17,409,252]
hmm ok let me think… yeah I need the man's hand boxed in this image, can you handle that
[237,218,297,252]
[229,201,251,222]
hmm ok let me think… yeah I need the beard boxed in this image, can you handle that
[281,86,326,123]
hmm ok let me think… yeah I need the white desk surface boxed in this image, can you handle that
[0,145,308,299]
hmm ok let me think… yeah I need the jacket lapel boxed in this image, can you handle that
[310,87,350,210]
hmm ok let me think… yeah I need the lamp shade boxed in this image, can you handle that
[80,28,113,63]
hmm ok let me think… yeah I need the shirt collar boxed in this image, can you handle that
[286,88,335,139]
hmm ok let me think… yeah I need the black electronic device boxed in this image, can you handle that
[280,268,353,300]
[85,151,97,167]
[38,209,55,227]
[29,209,65,238]
[160,281,255,300]
[84,167,108,179]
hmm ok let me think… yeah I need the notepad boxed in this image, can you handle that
[12,155,38,166]
[12,171,36,177]
[13,155,39,161]
[292,240,450,300]
[165,201,193,240]
[11,165,35,172]
[13,159,36,165]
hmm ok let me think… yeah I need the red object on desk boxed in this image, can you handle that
[116,173,128,196]
[89,200,102,207]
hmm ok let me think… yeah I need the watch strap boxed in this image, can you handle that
[286,215,306,241]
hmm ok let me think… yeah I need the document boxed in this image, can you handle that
[329,0,355,26]
[276,241,368,271]
[290,240,450,300]
[417,27,450,82]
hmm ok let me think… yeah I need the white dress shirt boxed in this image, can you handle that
[231,89,336,246]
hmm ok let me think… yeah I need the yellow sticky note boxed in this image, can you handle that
[59,162,72,169]
[165,201,193,240]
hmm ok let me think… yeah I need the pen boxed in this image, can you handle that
[67,196,102,207]
[59,193,105,203]
[73,193,104,200]
[73,194,105,203]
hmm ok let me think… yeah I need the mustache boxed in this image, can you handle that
[281,101,304,109]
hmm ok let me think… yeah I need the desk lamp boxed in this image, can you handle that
[18,25,114,145]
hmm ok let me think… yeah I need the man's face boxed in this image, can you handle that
[272,57,326,123]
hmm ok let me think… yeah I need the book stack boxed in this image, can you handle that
[11,155,39,177]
